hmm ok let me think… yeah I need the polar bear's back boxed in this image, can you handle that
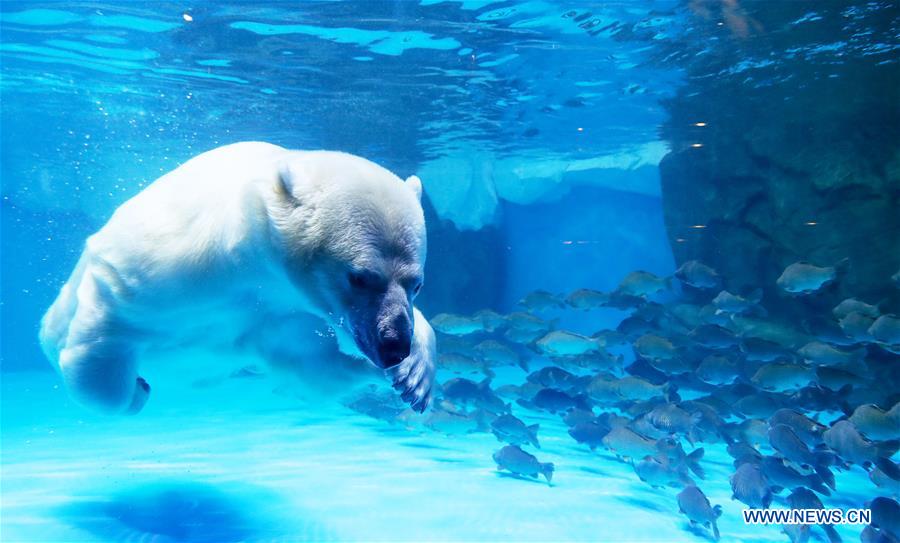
[91,142,289,274]
[40,143,296,362]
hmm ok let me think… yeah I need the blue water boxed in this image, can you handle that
[2,2,898,542]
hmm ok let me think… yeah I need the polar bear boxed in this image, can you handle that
[39,142,435,414]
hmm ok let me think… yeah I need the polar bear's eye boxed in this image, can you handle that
[348,271,370,289]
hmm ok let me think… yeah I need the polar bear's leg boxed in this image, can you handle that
[58,339,146,414]
[52,259,150,414]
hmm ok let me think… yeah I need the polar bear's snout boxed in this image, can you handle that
[377,306,413,368]
[371,281,414,368]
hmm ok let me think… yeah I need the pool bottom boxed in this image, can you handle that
[0,370,875,542]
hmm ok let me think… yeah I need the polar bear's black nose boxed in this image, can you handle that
[378,334,411,368]
[378,314,412,368]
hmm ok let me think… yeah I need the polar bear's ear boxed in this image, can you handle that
[277,163,305,203]
[406,175,423,202]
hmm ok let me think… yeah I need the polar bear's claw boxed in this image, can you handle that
[390,351,434,413]
[124,377,150,415]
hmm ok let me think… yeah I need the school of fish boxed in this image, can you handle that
[344,259,900,542]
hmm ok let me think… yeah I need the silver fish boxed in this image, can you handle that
[751,363,816,392]
[492,445,554,483]
[869,314,900,348]
[776,261,843,294]
[491,413,540,448]
[833,298,880,319]
[712,289,761,314]
[431,313,486,336]
[697,354,739,385]
[677,485,722,541]
[849,403,900,441]
[675,260,721,290]
[616,270,669,297]
[730,462,773,508]
[566,288,609,309]
[518,290,564,311]
[536,330,602,356]
[633,333,677,361]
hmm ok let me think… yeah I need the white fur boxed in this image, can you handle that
[40,142,435,414]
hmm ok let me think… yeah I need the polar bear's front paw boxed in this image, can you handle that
[389,347,434,413]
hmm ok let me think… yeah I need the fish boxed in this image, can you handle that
[474,340,527,372]
[767,424,831,469]
[759,456,831,496]
[823,420,898,468]
[521,387,590,414]
[769,409,827,447]
[554,349,622,372]
[601,427,658,460]
[536,330,603,362]
[431,313,487,336]
[696,354,739,385]
[689,324,739,349]
[849,403,900,441]
[798,341,866,368]
[345,389,406,423]
[474,309,506,332]
[616,270,669,297]
[676,485,722,541]
[500,381,543,401]
[585,373,621,404]
[734,392,788,419]
[437,352,491,376]
[441,377,509,415]
[492,445,554,483]
[751,363,816,392]
[732,419,769,446]
[518,290,564,312]
[712,289,761,315]
[615,376,670,402]
[728,442,763,467]
[568,421,611,450]
[787,488,842,543]
[526,366,578,389]
[645,403,702,441]
[816,366,869,392]
[838,311,876,342]
[730,462,773,508]
[675,260,721,290]
[505,312,554,333]
[563,407,597,428]
[869,497,900,541]
[803,316,858,347]
[504,326,545,345]
[633,333,678,361]
[741,337,794,362]
[635,454,694,488]
[566,288,609,309]
[536,330,603,357]
[730,314,808,349]
[491,413,541,448]
[833,298,880,319]
[424,407,487,435]
[869,314,900,349]
[776,260,845,294]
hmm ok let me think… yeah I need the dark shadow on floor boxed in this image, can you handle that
[57,480,306,542]
[614,494,670,513]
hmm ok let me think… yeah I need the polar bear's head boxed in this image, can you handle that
[272,151,426,369]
